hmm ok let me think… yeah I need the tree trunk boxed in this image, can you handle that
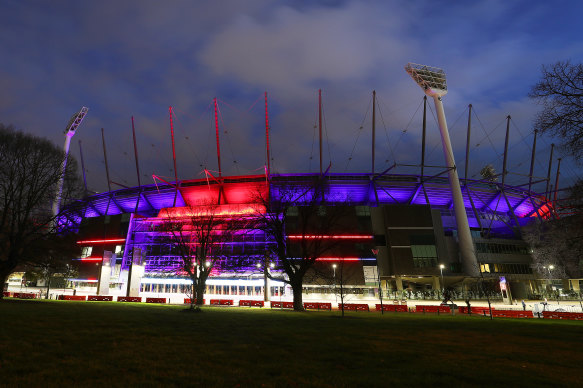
[45,276,51,300]
[340,281,345,317]
[291,280,304,311]
[195,282,205,306]
[0,270,11,300]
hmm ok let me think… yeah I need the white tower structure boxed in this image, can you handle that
[52,107,89,217]
[405,63,479,276]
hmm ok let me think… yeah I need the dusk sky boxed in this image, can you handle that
[1,0,582,194]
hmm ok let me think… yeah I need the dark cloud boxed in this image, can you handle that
[0,0,581,193]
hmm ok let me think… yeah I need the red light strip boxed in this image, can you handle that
[287,235,373,239]
[316,257,363,262]
[77,238,126,244]
[75,257,103,262]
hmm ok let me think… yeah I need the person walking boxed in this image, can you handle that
[521,300,526,311]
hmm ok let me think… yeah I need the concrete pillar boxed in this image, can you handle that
[571,279,580,292]
[127,248,144,297]
[432,275,440,291]
[395,276,403,291]
[97,251,113,295]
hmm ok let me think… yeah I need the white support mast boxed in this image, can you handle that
[405,63,478,276]
[52,107,89,217]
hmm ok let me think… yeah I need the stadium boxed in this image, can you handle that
[7,64,562,304]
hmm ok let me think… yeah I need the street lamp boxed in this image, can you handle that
[439,264,445,293]
[332,264,337,302]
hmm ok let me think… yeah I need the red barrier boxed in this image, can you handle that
[459,306,493,315]
[239,300,264,307]
[183,298,204,305]
[543,311,583,320]
[12,292,36,299]
[270,301,294,309]
[117,296,142,303]
[339,303,370,311]
[58,295,87,301]
[415,305,450,313]
[303,302,332,310]
[2,291,11,298]
[375,304,407,312]
[491,310,533,318]
[146,297,166,304]
[87,295,113,301]
[210,299,234,306]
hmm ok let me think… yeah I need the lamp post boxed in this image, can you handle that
[439,264,445,293]
[332,264,337,301]
[548,264,555,303]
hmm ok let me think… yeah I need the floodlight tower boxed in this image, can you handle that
[52,107,89,217]
[405,63,478,276]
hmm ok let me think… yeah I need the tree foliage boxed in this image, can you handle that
[0,124,82,296]
[255,178,352,311]
[26,233,80,298]
[479,164,498,183]
[522,216,583,280]
[530,61,583,161]
[161,203,240,310]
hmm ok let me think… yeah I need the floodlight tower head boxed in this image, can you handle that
[405,63,447,97]
[63,106,89,137]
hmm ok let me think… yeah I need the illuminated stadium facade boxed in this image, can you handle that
[61,171,550,302]
[46,64,558,303]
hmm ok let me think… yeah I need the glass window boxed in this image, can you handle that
[81,247,92,258]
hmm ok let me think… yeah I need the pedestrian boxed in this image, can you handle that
[521,300,526,311]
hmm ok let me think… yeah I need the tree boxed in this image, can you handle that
[27,233,80,299]
[523,214,583,283]
[161,203,241,310]
[530,61,583,162]
[0,124,82,297]
[313,259,364,317]
[255,178,352,311]
[479,164,498,183]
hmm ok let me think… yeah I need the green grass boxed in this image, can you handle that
[0,300,582,387]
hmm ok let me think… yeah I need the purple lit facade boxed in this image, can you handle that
[63,172,548,300]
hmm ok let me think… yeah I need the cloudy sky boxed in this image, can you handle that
[1,0,582,194]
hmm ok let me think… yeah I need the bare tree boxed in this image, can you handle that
[161,203,240,310]
[313,259,364,317]
[530,61,583,162]
[0,125,82,297]
[27,233,81,299]
[523,217,582,282]
[254,178,353,311]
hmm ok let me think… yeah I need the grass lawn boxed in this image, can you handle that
[0,300,582,387]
